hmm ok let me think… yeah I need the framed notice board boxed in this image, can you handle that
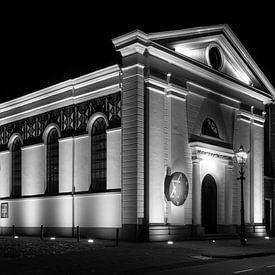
[1,202,8,218]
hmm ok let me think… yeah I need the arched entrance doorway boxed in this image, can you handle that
[201,174,217,234]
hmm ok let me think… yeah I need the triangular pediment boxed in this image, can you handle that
[148,24,274,97]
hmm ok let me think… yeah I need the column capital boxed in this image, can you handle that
[192,157,202,164]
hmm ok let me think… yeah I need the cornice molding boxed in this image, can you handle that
[112,29,148,48]
[189,141,234,161]
[145,76,188,100]
[236,110,265,127]
[147,45,272,103]
[118,42,147,57]
[0,65,120,116]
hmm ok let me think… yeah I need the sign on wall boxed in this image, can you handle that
[1,202,8,218]
[165,172,189,206]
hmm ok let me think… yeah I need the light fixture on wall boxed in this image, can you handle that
[235,145,248,245]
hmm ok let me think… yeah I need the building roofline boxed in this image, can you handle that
[0,64,121,114]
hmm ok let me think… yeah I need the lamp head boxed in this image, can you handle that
[235,145,248,167]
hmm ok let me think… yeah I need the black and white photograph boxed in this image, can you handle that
[0,3,275,274]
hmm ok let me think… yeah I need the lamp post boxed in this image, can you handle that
[235,145,248,245]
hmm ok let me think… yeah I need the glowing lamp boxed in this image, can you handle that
[50,237,56,240]
[88,239,94,243]
[235,145,248,167]
[14,236,19,239]
[167,241,174,245]
[235,145,248,246]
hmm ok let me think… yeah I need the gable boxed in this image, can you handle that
[148,25,275,97]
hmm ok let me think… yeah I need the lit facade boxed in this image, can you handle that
[0,24,274,241]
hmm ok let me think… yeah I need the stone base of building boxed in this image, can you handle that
[148,224,192,241]
[236,224,267,238]
[0,223,267,241]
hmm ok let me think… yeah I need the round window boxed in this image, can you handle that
[209,47,222,70]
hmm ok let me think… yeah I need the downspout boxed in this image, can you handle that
[118,67,123,234]
[250,106,254,225]
[72,83,76,237]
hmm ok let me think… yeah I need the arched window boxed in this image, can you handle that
[46,128,59,195]
[11,137,22,198]
[201,118,219,138]
[90,117,107,192]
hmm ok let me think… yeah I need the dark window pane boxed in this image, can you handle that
[46,128,59,195]
[91,117,107,192]
[202,118,219,138]
[11,137,22,198]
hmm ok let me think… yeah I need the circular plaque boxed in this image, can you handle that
[168,172,189,206]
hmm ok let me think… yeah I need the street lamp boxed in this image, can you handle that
[235,145,248,245]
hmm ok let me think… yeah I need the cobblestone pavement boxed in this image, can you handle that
[1,236,275,274]
[0,237,223,274]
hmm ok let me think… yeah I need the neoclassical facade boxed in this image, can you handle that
[0,24,274,241]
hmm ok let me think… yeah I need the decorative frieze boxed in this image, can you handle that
[0,92,121,150]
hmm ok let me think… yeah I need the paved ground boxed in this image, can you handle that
[1,236,275,274]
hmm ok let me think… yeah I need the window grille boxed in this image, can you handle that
[11,137,22,198]
[91,117,107,192]
[201,118,219,138]
[46,128,59,195]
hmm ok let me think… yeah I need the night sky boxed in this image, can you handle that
[0,3,274,103]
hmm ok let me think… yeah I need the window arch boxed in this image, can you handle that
[11,137,22,198]
[201,118,219,138]
[46,128,59,195]
[90,117,107,192]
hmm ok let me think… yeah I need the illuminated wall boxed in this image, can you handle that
[168,95,192,225]
[22,144,45,195]
[107,128,121,190]
[59,137,73,193]
[0,151,10,198]
[74,135,91,192]
[148,88,165,223]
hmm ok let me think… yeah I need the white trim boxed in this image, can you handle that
[119,42,147,57]
[189,141,234,158]
[121,64,145,72]
[73,84,120,104]
[74,134,89,141]
[106,127,121,134]
[112,29,148,48]
[147,45,272,103]
[58,136,74,143]
[73,72,119,90]
[147,87,166,95]
[0,84,120,125]
[145,77,188,97]
[166,92,186,102]
[21,143,44,151]
[187,81,241,104]
[0,65,120,115]
[145,77,167,89]
[42,123,61,144]
[237,110,265,123]
[86,112,109,135]
[148,24,227,40]
[148,24,275,97]
[7,133,23,150]
[74,191,121,198]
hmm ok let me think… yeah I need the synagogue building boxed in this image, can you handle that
[0,24,274,241]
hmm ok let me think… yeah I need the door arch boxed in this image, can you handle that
[201,174,217,234]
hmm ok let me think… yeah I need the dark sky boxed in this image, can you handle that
[0,3,274,103]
